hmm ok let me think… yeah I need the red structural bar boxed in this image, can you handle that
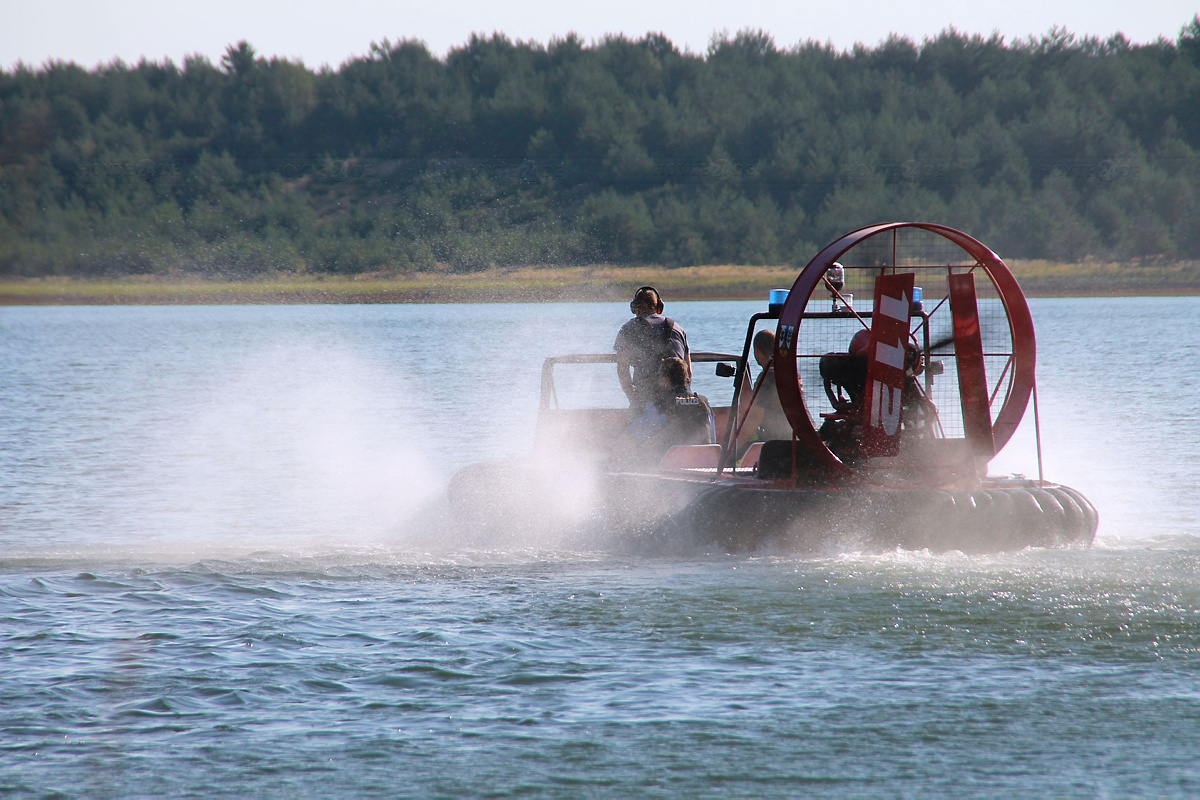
[949,272,996,457]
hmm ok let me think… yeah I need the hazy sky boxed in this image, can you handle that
[3,0,1197,69]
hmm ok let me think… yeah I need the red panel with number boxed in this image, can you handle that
[861,273,915,458]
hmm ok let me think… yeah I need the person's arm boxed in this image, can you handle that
[614,324,637,403]
[616,351,635,402]
[669,324,691,373]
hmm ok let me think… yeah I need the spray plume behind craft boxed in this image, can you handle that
[39,341,444,561]
[0,302,657,564]
[146,345,441,546]
[138,342,684,559]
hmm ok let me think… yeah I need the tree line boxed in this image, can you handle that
[2,20,1199,276]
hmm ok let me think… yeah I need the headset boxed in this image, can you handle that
[630,286,664,315]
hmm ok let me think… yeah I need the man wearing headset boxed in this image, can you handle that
[614,286,690,413]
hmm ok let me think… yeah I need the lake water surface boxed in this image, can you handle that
[2,298,1198,796]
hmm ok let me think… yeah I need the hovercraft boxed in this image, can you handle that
[450,223,1098,553]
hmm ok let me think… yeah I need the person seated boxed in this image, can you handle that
[626,357,714,462]
[818,327,937,455]
[614,286,690,413]
[818,328,871,414]
[817,328,871,459]
[736,329,793,445]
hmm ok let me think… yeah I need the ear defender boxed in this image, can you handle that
[631,286,663,314]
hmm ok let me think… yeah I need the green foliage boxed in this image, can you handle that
[1,24,1199,276]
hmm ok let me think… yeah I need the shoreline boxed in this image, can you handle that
[2,261,1199,305]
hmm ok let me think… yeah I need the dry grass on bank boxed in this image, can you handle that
[1,261,1198,305]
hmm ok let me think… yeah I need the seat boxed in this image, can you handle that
[736,441,764,470]
[658,444,722,471]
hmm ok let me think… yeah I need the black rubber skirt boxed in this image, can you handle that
[669,481,1099,553]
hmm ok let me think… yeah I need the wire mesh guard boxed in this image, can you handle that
[794,226,1016,444]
